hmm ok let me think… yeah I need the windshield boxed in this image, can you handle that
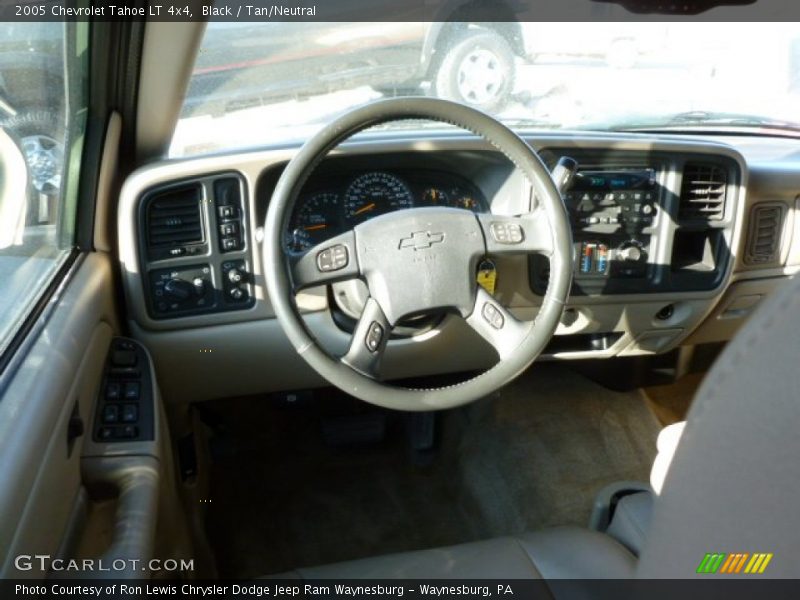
[171,22,800,156]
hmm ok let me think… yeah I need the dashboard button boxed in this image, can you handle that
[220,222,238,236]
[316,244,349,272]
[227,268,243,284]
[482,302,505,330]
[218,205,237,219]
[222,237,239,251]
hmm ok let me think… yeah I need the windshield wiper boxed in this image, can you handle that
[667,111,796,128]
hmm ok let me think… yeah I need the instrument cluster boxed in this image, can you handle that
[284,170,487,252]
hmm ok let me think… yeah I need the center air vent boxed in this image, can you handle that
[745,203,785,265]
[145,184,205,259]
[679,163,727,221]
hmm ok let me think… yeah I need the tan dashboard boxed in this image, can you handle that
[118,133,799,404]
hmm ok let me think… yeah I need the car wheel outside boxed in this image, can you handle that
[0,110,63,225]
[434,30,516,113]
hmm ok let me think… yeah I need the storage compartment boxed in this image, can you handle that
[544,332,623,354]
[671,229,721,273]
[669,229,727,290]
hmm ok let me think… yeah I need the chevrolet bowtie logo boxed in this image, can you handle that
[398,231,445,251]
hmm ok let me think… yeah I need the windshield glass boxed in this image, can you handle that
[172,22,800,156]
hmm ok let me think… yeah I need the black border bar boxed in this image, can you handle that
[3,0,800,22]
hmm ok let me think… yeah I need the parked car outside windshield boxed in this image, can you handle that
[171,21,800,156]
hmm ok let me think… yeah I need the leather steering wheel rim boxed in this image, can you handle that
[263,98,572,411]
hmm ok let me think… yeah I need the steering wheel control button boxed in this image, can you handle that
[365,322,385,353]
[490,222,524,244]
[482,302,505,330]
[316,244,349,272]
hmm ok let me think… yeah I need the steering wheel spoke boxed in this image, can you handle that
[341,297,391,379]
[477,211,554,256]
[289,230,360,291]
[466,287,532,360]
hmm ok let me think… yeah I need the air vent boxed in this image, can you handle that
[745,203,785,265]
[146,184,204,254]
[679,163,727,221]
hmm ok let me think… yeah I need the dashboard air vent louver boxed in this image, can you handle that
[146,184,204,252]
[745,203,785,265]
[679,163,727,221]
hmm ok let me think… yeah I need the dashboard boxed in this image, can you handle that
[285,169,487,253]
[117,133,800,405]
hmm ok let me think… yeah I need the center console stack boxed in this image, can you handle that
[530,149,739,297]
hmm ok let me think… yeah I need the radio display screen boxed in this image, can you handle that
[574,170,656,191]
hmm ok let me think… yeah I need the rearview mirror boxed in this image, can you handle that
[593,0,756,14]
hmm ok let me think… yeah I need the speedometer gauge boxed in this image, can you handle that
[286,192,341,253]
[344,172,413,225]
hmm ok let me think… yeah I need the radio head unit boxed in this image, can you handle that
[571,168,656,192]
[531,166,663,296]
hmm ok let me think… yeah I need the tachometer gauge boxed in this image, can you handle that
[344,172,413,225]
[422,187,449,207]
[286,192,341,253]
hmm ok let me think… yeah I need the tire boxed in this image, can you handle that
[0,110,63,225]
[433,30,516,113]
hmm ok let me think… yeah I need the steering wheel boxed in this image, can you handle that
[263,98,572,411]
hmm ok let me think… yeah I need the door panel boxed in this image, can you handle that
[0,252,118,576]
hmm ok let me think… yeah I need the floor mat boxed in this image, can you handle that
[643,372,702,425]
[202,363,661,578]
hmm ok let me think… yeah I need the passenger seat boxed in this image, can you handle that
[598,422,686,556]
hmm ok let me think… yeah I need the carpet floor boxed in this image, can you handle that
[202,363,661,578]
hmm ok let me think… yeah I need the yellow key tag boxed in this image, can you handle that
[477,258,497,295]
